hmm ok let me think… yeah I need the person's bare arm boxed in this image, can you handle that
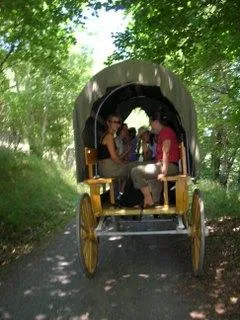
[142,142,152,161]
[105,134,124,164]
[158,139,171,178]
[120,143,131,160]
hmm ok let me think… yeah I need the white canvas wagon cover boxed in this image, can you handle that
[73,59,199,182]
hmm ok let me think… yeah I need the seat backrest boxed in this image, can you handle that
[84,147,98,179]
[179,142,187,175]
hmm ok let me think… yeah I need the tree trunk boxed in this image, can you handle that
[211,128,223,181]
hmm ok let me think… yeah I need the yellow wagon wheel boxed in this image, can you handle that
[76,193,98,278]
[190,189,205,276]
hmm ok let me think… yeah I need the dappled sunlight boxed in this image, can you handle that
[230,296,238,304]
[189,310,207,319]
[35,315,47,320]
[104,279,117,292]
[195,223,240,318]
[167,75,173,91]
[57,261,70,267]
[0,222,83,319]
[138,73,144,82]
[24,289,33,296]
[79,312,91,320]
[50,274,72,285]
[215,302,226,315]
[50,289,68,297]
[1,220,239,319]
[0,310,11,319]
[138,273,149,279]
[108,236,123,241]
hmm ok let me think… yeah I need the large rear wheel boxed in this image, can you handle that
[76,193,98,278]
[190,189,205,276]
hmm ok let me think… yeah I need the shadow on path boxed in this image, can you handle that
[0,219,222,320]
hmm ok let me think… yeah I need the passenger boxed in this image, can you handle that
[131,111,180,208]
[137,126,153,161]
[128,127,138,161]
[115,123,131,161]
[150,133,158,159]
[98,114,138,179]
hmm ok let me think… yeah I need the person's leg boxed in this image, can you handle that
[99,160,141,202]
[149,179,162,204]
[131,162,162,207]
[99,159,132,178]
[140,185,154,207]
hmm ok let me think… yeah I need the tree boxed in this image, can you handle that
[95,0,239,75]
[191,62,240,185]
[1,51,92,158]
[0,0,88,79]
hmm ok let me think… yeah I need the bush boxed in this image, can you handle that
[0,147,80,237]
[195,179,240,219]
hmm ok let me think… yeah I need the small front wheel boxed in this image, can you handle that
[76,193,98,278]
[190,189,205,276]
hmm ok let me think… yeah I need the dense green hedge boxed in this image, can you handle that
[0,147,79,237]
[195,180,240,219]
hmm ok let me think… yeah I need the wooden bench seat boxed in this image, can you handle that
[84,147,115,214]
[159,142,189,213]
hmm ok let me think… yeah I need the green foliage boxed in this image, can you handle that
[1,51,92,157]
[0,147,80,236]
[196,179,240,219]
[190,62,240,185]
[101,0,239,74]
[0,0,87,74]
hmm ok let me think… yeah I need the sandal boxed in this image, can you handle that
[133,204,141,209]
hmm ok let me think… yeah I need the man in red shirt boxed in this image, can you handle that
[131,111,180,208]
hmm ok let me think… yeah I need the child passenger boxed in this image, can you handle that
[115,123,131,161]
[137,126,154,161]
[128,127,138,161]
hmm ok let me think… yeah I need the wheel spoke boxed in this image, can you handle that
[88,240,93,272]
[194,241,199,266]
[80,222,87,232]
[83,239,88,260]
[92,241,97,269]
[81,229,88,241]
[82,200,88,229]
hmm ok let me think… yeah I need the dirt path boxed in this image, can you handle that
[0,219,239,320]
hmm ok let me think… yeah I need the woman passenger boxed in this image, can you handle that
[98,114,137,179]
[137,127,154,161]
[115,123,131,161]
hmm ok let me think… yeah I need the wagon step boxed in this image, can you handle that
[95,216,190,237]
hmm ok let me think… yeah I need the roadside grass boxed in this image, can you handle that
[194,179,240,219]
[0,147,84,256]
